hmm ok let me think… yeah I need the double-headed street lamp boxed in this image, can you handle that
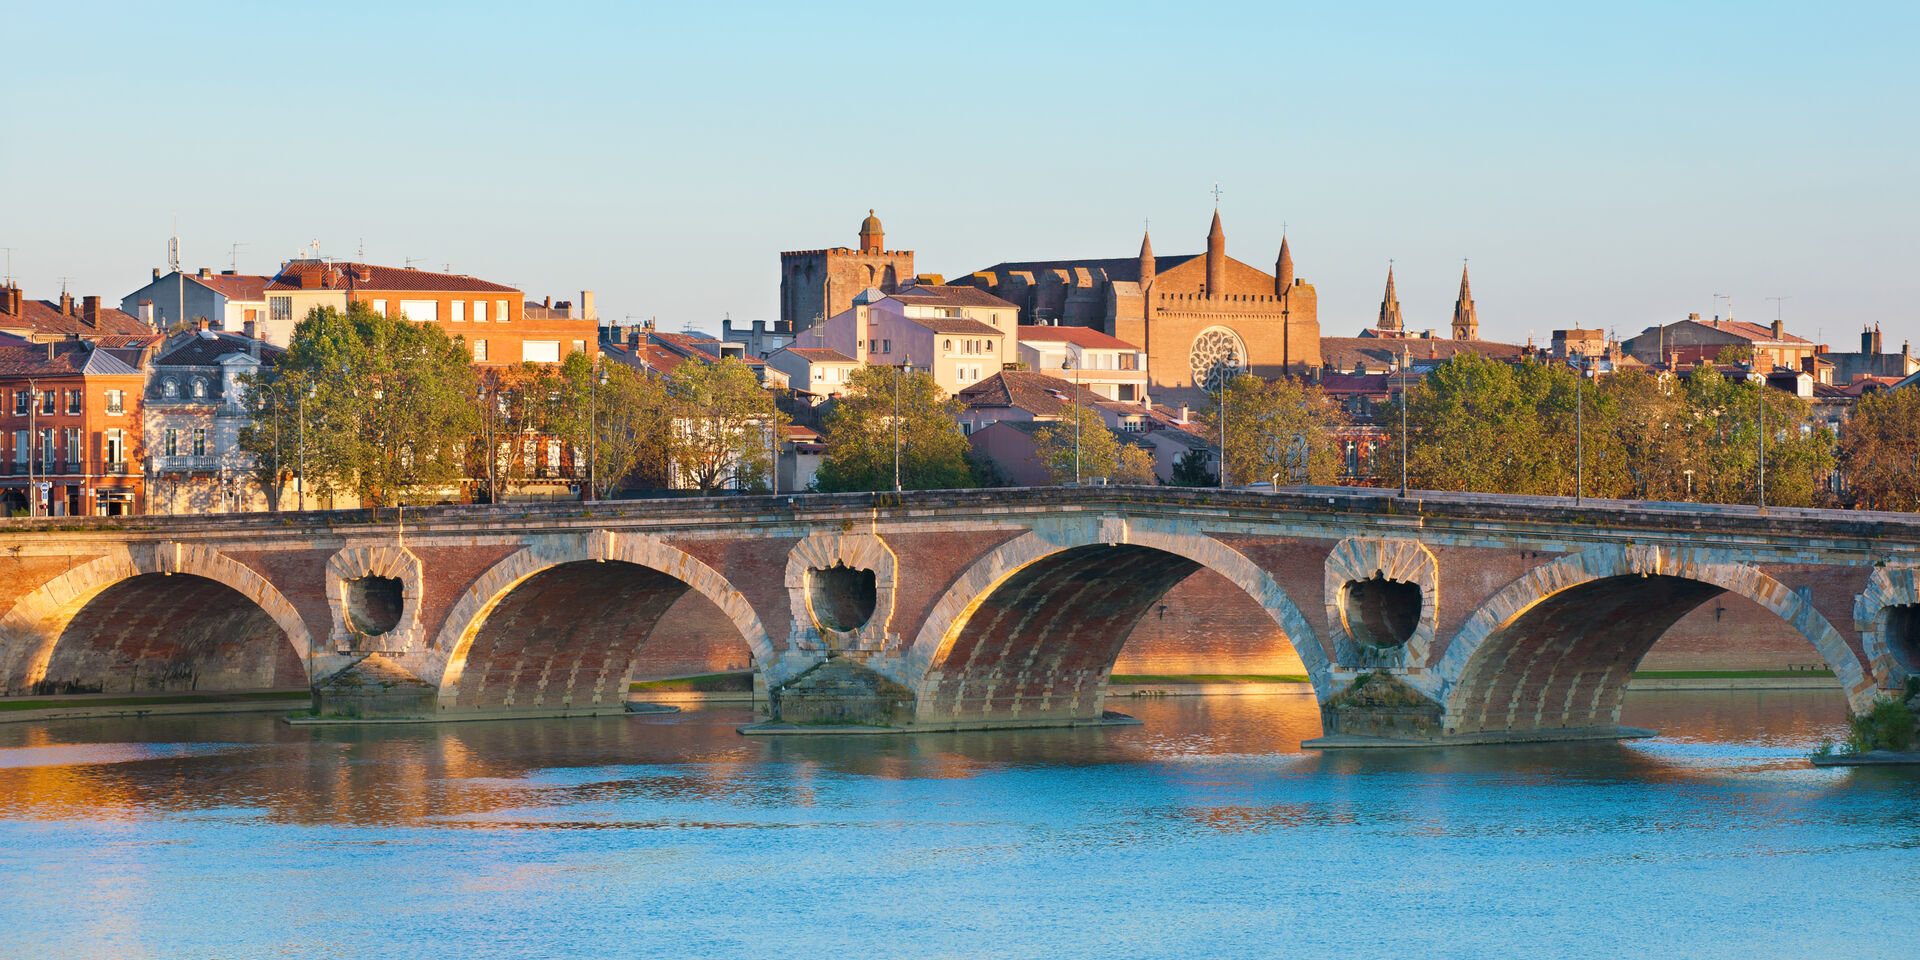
[1062,356,1081,483]
[893,354,913,492]
[1217,352,1237,490]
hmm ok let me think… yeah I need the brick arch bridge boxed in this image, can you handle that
[0,487,1913,744]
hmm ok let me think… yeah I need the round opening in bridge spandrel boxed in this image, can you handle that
[809,564,878,633]
[346,575,405,635]
[1340,574,1421,648]
[1886,604,1920,668]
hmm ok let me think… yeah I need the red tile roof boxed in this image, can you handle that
[1687,318,1813,345]
[780,347,858,363]
[890,284,1018,310]
[1015,325,1139,350]
[266,260,519,294]
[958,370,1107,418]
[189,273,271,301]
[602,339,685,375]
[0,298,152,339]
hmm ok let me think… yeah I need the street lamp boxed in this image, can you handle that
[1756,368,1768,513]
[893,354,912,492]
[1062,356,1081,483]
[587,363,607,502]
[1399,344,1411,498]
[1575,352,1585,504]
[1217,352,1236,489]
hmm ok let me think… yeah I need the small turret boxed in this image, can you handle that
[1138,230,1155,290]
[858,209,884,254]
[1275,235,1293,295]
[1205,210,1226,297]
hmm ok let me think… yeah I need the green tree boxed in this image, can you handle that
[1199,374,1349,487]
[665,357,786,494]
[812,365,977,492]
[1837,388,1920,511]
[244,303,477,508]
[1673,367,1833,507]
[1032,404,1122,485]
[1168,447,1217,487]
[550,353,673,499]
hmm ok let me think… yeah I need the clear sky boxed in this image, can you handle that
[4,1,1915,347]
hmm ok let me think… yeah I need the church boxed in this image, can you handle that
[952,211,1321,400]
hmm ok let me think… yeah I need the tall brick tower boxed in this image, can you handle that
[1451,263,1478,341]
[1205,210,1226,296]
[780,209,914,332]
[1275,234,1293,294]
[1138,230,1156,321]
[1377,265,1404,334]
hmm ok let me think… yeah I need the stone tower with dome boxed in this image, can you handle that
[780,210,916,334]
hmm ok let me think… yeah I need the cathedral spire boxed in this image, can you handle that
[1275,234,1294,295]
[1451,262,1477,340]
[1138,229,1155,288]
[1205,210,1226,297]
[1377,263,1403,333]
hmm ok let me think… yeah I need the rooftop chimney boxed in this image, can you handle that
[199,267,211,278]
[581,290,595,322]
[1771,317,1784,340]
[0,285,18,316]
[152,267,161,281]
[82,296,100,326]
[1177,404,1190,424]
[58,292,74,316]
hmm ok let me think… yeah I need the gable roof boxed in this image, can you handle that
[266,260,520,294]
[0,298,152,339]
[188,273,271,302]
[0,341,142,377]
[155,330,282,366]
[776,346,858,364]
[970,254,1200,285]
[602,339,685,375]
[1015,325,1139,350]
[958,370,1106,418]
[889,284,1017,310]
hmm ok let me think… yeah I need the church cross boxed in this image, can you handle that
[1211,182,1223,206]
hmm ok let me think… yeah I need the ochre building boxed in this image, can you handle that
[953,211,1321,400]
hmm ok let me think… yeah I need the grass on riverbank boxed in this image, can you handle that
[0,690,310,712]
[630,672,755,693]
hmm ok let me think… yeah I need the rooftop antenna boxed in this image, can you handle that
[1,247,14,285]
[442,263,452,274]
[57,276,74,295]
[228,242,247,271]
[357,238,365,259]
[405,257,426,270]
[1766,295,1792,324]
[309,238,322,259]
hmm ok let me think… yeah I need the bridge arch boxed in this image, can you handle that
[1855,564,1920,689]
[431,531,772,712]
[0,542,314,696]
[903,517,1328,726]
[1433,544,1875,735]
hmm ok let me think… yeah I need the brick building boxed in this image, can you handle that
[780,210,915,334]
[1622,313,1815,371]
[262,261,596,365]
[954,211,1322,400]
[0,341,146,516]
[0,285,154,344]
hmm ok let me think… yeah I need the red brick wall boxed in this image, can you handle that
[629,589,755,680]
[1112,567,1308,676]
[38,573,303,693]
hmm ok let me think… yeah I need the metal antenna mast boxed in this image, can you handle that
[229,242,247,271]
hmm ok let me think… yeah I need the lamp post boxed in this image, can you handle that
[26,377,37,517]
[587,363,605,502]
[768,380,779,496]
[1062,356,1080,483]
[1575,353,1585,505]
[1399,344,1411,499]
[893,355,911,492]
[1757,369,1767,513]
[1218,352,1236,489]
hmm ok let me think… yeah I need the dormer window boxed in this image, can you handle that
[191,379,208,399]
[162,379,179,399]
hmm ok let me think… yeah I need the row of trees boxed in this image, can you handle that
[237,304,785,508]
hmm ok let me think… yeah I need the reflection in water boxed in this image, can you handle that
[0,691,1913,960]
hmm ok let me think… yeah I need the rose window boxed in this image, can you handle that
[1189,327,1247,392]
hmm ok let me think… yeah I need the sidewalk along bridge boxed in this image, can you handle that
[0,487,1913,745]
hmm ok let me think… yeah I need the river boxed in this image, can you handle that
[0,690,1912,959]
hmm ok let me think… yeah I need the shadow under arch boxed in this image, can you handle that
[430,532,773,712]
[904,525,1328,727]
[1433,544,1874,736]
[0,543,314,696]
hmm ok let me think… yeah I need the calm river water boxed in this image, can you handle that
[0,690,1913,960]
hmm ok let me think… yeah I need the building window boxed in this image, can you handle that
[12,391,25,415]
[40,430,53,467]
[546,439,560,474]
[191,379,207,399]
[105,429,124,466]
[163,379,179,399]
[474,301,488,323]
[473,339,489,362]
[64,428,80,469]
[944,339,954,352]
[165,428,178,457]
[523,340,560,364]
[41,390,55,415]
[451,300,466,322]
[813,368,825,381]
[987,340,995,353]
[10,430,23,463]
[495,300,508,322]
[66,390,80,414]
[398,300,438,323]
[106,390,124,414]
[572,340,587,355]
[270,297,291,321]
[371,299,388,315]
[192,427,207,457]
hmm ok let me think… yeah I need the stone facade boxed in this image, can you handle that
[780,210,915,333]
[954,213,1321,401]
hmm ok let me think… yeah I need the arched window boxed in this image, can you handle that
[945,339,954,352]
[191,379,207,399]
[162,379,178,398]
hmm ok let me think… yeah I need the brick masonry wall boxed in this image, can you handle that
[40,573,303,693]
[225,547,335,651]
[669,537,799,649]
[1640,590,1840,671]
[0,555,102,612]
[1111,567,1308,676]
[628,589,756,679]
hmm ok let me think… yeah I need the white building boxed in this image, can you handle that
[766,346,862,403]
[121,268,272,337]
[142,329,279,513]
[1016,325,1149,402]
[815,285,1019,396]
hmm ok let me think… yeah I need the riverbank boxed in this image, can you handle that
[1105,671,1840,697]
[0,689,309,724]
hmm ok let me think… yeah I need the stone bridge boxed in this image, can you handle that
[1,487,1915,744]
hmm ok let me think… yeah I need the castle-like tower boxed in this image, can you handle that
[779,210,915,332]
[1451,264,1478,341]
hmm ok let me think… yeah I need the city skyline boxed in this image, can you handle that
[4,1,1914,344]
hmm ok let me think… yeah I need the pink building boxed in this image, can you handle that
[816,285,1019,396]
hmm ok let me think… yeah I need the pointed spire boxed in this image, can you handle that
[1205,210,1226,297]
[1452,261,1478,341]
[1139,229,1153,260]
[1377,263,1403,332]
[1275,234,1294,294]
[1208,209,1224,242]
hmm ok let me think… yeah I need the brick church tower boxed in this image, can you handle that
[1376,265,1404,334]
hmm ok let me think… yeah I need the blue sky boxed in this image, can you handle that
[4,1,1914,345]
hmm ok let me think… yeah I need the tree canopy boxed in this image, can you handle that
[664,356,785,494]
[1837,388,1920,511]
[812,365,978,492]
[1197,374,1349,487]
